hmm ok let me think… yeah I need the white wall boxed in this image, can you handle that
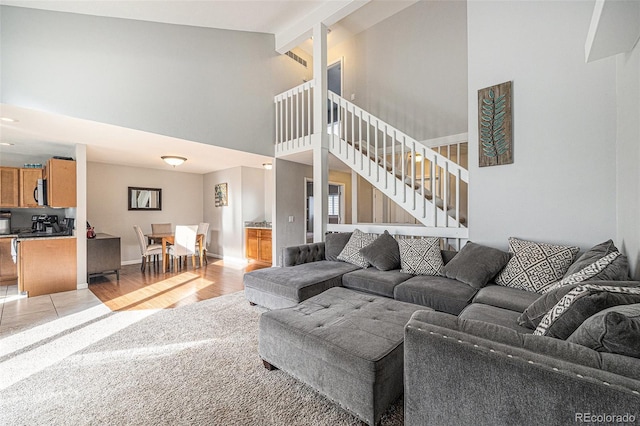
[203,166,271,262]
[87,162,203,263]
[467,1,618,249]
[616,39,640,278]
[328,0,468,140]
[0,5,304,157]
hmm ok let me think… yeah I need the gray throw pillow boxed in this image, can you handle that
[567,303,640,358]
[518,280,640,330]
[534,284,640,339]
[563,239,630,281]
[398,237,444,276]
[443,242,510,289]
[359,230,400,271]
[337,229,378,268]
[324,232,352,261]
[495,237,579,294]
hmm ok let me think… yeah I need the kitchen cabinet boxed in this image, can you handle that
[0,167,19,207]
[87,233,121,281]
[19,168,44,207]
[18,237,77,297]
[245,228,272,264]
[46,158,76,208]
[0,237,18,285]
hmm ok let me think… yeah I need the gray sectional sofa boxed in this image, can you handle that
[244,232,640,425]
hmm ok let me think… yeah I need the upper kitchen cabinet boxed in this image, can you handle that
[46,159,76,207]
[0,167,19,207]
[19,168,44,207]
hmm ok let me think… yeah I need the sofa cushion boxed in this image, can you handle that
[458,303,534,334]
[394,275,477,315]
[325,232,352,261]
[243,261,360,305]
[337,229,378,268]
[534,284,640,339]
[359,230,401,271]
[398,237,444,276]
[342,268,413,298]
[443,242,510,289]
[567,303,640,358]
[495,237,579,294]
[472,285,539,313]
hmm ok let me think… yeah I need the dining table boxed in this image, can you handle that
[147,232,205,272]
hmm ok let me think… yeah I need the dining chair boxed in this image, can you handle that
[133,225,162,271]
[151,223,172,234]
[196,222,210,265]
[167,225,198,270]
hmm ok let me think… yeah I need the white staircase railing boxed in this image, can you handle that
[274,81,468,236]
[274,80,315,154]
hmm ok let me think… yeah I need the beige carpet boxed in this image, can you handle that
[0,291,403,425]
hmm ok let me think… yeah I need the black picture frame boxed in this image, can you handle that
[128,187,162,211]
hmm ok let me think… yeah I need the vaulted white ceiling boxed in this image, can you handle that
[0,0,417,173]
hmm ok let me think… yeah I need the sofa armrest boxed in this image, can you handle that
[282,242,325,266]
[404,310,640,426]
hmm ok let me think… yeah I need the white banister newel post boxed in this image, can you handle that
[313,23,328,242]
[351,170,358,223]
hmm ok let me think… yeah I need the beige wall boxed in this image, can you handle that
[87,162,203,263]
[203,166,272,262]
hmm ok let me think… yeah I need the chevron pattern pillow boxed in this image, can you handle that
[495,238,579,293]
[534,284,640,338]
[337,229,378,268]
[398,237,444,276]
[542,251,622,294]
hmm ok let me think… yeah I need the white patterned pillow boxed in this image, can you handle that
[495,238,579,293]
[398,237,444,276]
[337,229,378,268]
[542,251,621,294]
[534,284,640,337]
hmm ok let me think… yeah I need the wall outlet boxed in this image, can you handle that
[350,93,356,101]
[288,215,294,223]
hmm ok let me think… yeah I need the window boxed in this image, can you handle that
[328,194,340,216]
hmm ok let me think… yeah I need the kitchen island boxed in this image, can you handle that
[16,235,77,297]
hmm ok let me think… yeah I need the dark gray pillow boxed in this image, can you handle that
[564,239,629,281]
[324,232,352,261]
[533,285,640,340]
[359,230,400,271]
[567,303,640,358]
[443,242,510,289]
[518,280,640,330]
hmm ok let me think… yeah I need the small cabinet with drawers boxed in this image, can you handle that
[245,228,272,264]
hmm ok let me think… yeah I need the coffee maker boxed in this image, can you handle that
[32,214,59,233]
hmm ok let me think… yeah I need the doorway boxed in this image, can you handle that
[305,179,345,243]
[328,58,343,130]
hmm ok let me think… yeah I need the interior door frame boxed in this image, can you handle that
[304,178,346,243]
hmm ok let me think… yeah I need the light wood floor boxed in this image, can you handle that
[88,258,269,311]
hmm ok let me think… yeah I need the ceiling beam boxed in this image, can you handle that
[585,0,640,63]
[275,0,370,54]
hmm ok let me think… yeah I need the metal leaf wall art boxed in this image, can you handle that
[478,81,513,167]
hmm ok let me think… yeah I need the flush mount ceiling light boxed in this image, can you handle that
[262,163,273,170]
[0,142,15,146]
[161,156,187,167]
[0,117,18,123]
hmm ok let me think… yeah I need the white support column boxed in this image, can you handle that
[351,170,358,224]
[74,143,88,289]
[313,23,328,242]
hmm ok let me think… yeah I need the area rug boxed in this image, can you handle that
[0,291,403,425]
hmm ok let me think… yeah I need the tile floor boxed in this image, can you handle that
[0,284,104,336]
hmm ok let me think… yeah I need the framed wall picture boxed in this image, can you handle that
[478,81,513,167]
[215,183,228,207]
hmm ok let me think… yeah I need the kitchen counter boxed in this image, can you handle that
[0,231,74,240]
[244,226,272,229]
